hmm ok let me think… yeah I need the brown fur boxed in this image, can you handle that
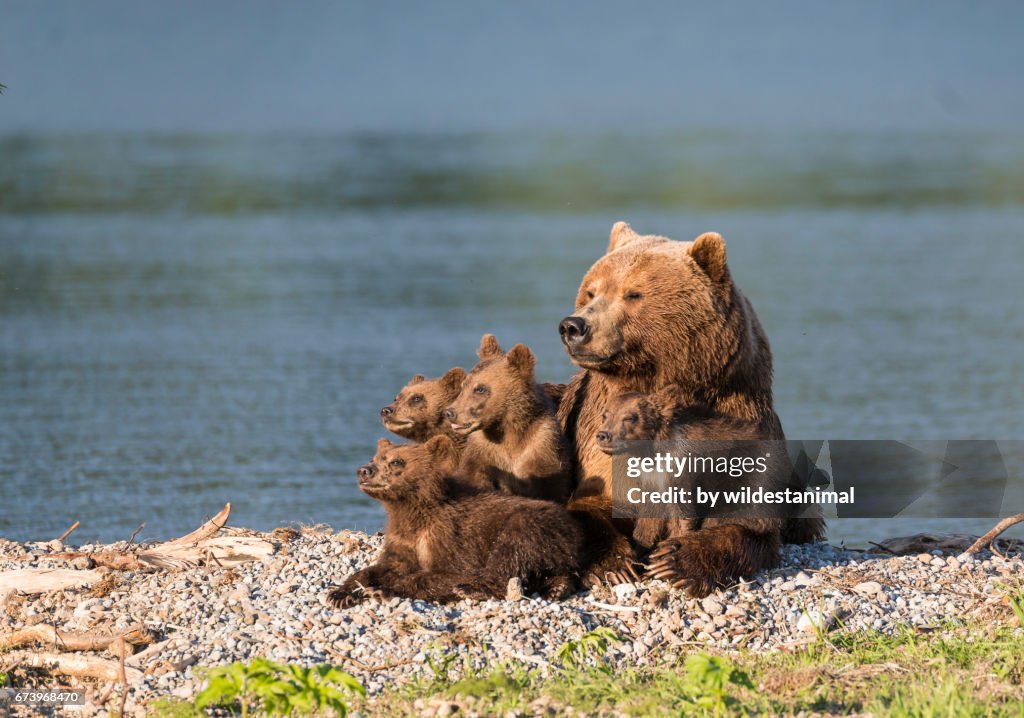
[445,335,574,503]
[558,223,825,596]
[381,368,467,445]
[327,436,615,606]
[597,386,787,588]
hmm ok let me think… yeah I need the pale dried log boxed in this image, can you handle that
[0,568,104,595]
[1,651,144,683]
[963,513,1024,556]
[138,535,275,570]
[0,623,157,652]
[48,551,145,570]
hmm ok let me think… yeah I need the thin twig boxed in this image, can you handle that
[56,521,80,542]
[963,513,1024,555]
[126,524,145,548]
[868,541,897,555]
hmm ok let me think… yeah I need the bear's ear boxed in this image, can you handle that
[477,333,503,359]
[651,384,685,418]
[440,367,466,393]
[408,373,426,386]
[376,437,393,452]
[505,343,536,378]
[607,221,642,254]
[688,232,729,283]
[423,434,459,471]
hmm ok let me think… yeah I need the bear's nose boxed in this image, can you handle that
[559,316,590,346]
[442,408,457,422]
[596,431,612,444]
[380,405,394,418]
[357,464,376,480]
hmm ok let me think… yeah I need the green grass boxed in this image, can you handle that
[145,622,1024,717]
[365,622,1024,717]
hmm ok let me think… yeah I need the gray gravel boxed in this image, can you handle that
[1,527,1022,716]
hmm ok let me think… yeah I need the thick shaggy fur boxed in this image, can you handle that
[327,437,615,606]
[558,223,825,596]
[445,335,574,503]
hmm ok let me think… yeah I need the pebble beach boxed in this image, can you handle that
[1,526,1022,716]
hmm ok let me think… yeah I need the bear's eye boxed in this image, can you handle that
[474,384,489,395]
[584,289,595,301]
[389,458,405,468]
[624,291,643,301]
[408,394,424,405]
[600,412,608,421]
[625,413,639,424]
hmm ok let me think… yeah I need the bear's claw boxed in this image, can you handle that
[327,580,386,608]
[645,538,718,598]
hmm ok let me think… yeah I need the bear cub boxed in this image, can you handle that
[327,436,605,606]
[598,385,771,549]
[381,367,467,444]
[597,385,790,597]
[444,334,573,503]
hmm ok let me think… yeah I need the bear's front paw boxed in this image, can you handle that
[326,578,385,608]
[582,533,641,588]
[646,536,718,598]
[326,586,360,608]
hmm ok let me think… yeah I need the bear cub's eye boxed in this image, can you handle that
[389,458,405,468]
[585,290,595,300]
[625,413,639,424]
[473,385,488,395]
[624,291,643,300]
[408,394,424,405]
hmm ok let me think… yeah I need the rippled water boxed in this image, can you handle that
[2,132,1023,545]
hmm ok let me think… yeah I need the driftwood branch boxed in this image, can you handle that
[0,623,157,652]
[49,552,146,571]
[1,651,144,683]
[158,503,231,549]
[0,568,104,595]
[963,513,1024,556]
[56,521,80,542]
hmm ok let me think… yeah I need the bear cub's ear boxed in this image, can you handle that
[477,334,503,359]
[688,232,729,283]
[440,367,466,393]
[376,437,394,452]
[651,384,686,419]
[423,434,459,471]
[505,343,536,378]
[607,221,642,254]
[408,374,426,386]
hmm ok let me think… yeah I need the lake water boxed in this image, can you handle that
[2,131,1023,546]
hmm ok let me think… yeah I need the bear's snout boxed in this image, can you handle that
[559,316,590,347]
[442,408,457,422]
[596,431,612,444]
[380,405,394,418]
[357,464,377,481]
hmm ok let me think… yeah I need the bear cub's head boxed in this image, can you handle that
[357,436,460,503]
[381,367,466,442]
[596,385,685,454]
[444,334,536,435]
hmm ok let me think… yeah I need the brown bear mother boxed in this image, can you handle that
[557,222,824,596]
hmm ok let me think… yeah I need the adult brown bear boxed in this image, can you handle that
[557,222,825,597]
